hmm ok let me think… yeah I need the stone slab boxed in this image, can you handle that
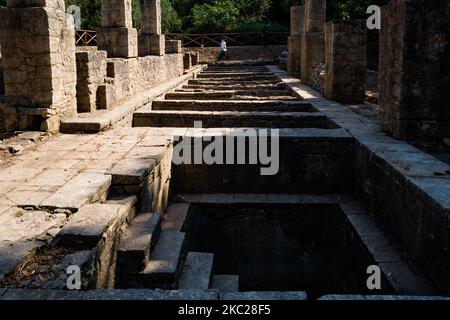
[179,252,214,290]
[161,202,190,231]
[41,172,112,211]
[117,213,162,273]
[56,203,132,248]
[0,208,66,242]
[222,291,308,300]
[211,275,239,292]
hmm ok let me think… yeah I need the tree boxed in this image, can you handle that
[162,0,183,33]
[191,0,240,32]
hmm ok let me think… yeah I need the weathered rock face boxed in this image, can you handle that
[300,0,326,85]
[379,0,450,141]
[0,0,77,132]
[288,6,304,77]
[324,20,367,103]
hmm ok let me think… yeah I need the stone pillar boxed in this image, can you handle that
[379,0,450,141]
[76,50,108,113]
[301,0,326,85]
[139,0,165,56]
[0,0,77,132]
[288,6,304,76]
[324,20,367,103]
[97,0,138,58]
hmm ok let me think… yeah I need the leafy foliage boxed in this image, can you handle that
[0,0,388,33]
[191,0,240,32]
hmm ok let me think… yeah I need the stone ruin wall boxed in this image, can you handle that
[0,0,77,131]
[182,46,287,64]
[0,0,185,128]
[75,49,183,112]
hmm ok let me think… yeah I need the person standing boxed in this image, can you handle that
[218,38,229,61]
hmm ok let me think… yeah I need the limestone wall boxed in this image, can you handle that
[0,0,76,131]
[104,53,183,106]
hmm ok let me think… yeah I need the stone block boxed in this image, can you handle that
[301,31,325,85]
[56,202,132,248]
[290,6,304,36]
[97,27,138,58]
[324,20,367,103]
[41,172,112,211]
[304,0,326,32]
[288,35,302,76]
[96,83,116,110]
[139,33,165,56]
[76,50,108,113]
[378,0,450,141]
[140,0,161,35]
[191,52,200,66]
[101,0,133,28]
[0,3,76,132]
[165,40,182,54]
[183,53,192,70]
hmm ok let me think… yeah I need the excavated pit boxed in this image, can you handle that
[182,203,395,299]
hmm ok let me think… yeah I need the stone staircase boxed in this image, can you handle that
[114,201,239,292]
[133,65,334,129]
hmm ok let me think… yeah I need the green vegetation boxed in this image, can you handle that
[0,1,388,33]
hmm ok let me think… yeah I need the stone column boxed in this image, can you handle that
[324,20,367,103]
[379,0,450,141]
[0,0,77,132]
[97,0,138,58]
[139,0,165,56]
[288,6,304,76]
[301,0,326,85]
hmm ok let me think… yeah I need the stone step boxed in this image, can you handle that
[165,90,293,100]
[196,75,279,82]
[116,213,162,274]
[152,100,312,112]
[55,196,137,248]
[181,83,288,91]
[40,172,112,212]
[188,79,282,86]
[117,231,186,289]
[133,110,331,129]
[178,252,214,290]
[161,202,190,231]
[198,72,274,79]
[211,275,239,292]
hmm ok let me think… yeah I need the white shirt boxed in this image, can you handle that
[220,40,227,51]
